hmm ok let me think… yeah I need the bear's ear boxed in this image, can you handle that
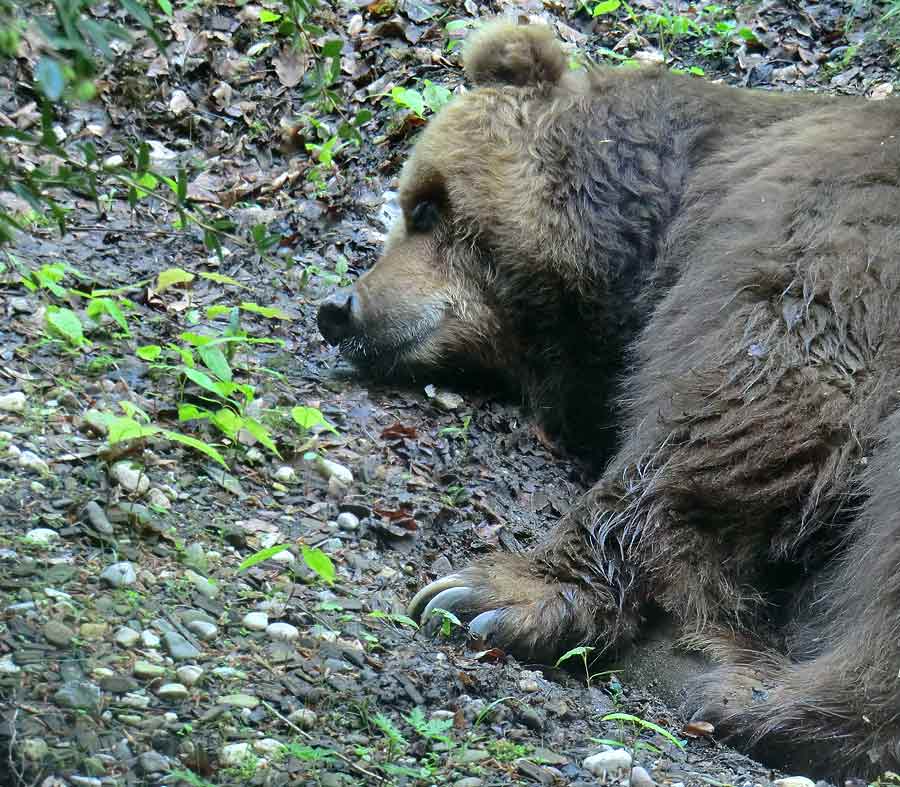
[463,21,566,88]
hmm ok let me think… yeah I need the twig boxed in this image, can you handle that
[261,700,387,784]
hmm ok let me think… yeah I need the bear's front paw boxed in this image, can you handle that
[407,555,617,663]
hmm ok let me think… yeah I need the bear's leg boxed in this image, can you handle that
[684,412,900,778]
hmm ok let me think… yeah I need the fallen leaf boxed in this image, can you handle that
[169,89,194,115]
[274,46,310,87]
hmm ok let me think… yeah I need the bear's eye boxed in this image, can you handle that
[409,201,441,233]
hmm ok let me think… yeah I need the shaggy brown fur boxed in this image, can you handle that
[317,20,900,778]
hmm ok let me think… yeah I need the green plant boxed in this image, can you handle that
[487,739,529,762]
[438,415,472,448]
[404,707,454,747]
[600,712,686,751]
[372,712,408,760]
[389,81,452,119]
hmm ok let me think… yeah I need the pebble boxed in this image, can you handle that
[25,528,59,546]
[186,620,218,640]
[220,742,253,767]
[55,680,101,711]
[138,751,170,774]
[81,409,109,436]
[100,562,137,588]
[631,765,657,787]
[245,447,264,464]
[22,738,49,760]
[176,665,204,687]
[83,501,114,535]
[273,465,297,483]
[336,512,359,531]
[454,779,483,787]
[242,612,269,631]
[518,674,542,693]
[163,631,201,661]
[0,391,26,413]
[271,549,295,563]
[79,623,108,641]
[157,683,189,700]
[220,693,259,708]
[141,630,161,648]
[0,656,21,675]
[147,487,171,510]
[115,626,141,648]
[253,738,284,755]
[433,390,464,411]
[266,622,300,641]
[18,450,50,473]
[133,661,167,679]
[184,570,218,599]
[110,461,150,494]
[287,708,317,729]
[312,456,353,486]
[456,749,489,764]
[43,620,76,647]
[583,749,633,776]
[70,777,101,787]
[774,779,816,787]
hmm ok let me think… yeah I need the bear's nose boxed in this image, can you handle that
[317,290,359,345]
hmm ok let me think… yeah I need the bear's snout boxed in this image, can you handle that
[317,289,360,345]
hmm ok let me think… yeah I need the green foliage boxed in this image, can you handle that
[237,544,292,571]
[404,707,454,746]
[301,544,335,584]
[390,81,452,119]
[291,405,338,434]
[601,712,686,750]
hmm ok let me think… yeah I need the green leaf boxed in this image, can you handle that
[157,0,173,16]
[45,306,85,346]
[237,544,291,571]
[258,9,281,22]
[36,57,65,101]
[198,345,232,382]
[86,297,130,334]
[367,610,419,629]
[241,417,280,456]
[302,544,335,585]
[555,645,595,667]
[321,39,342,58]
[601,713,686,749]
[291,406,338,434]
[206,305,232,319]
[136,344,163,361]
[390,87,425,118]
[102,414,159,443]
[181,365,237,402]
[133,171,158,199]
[178,403,210,421]
[157,267,195,293]
[198,271,243,287]
[161,429,228,467]
[239,301,291,320]
[211,407,242,439]
[422,81,451,113]
[593,0,621,14]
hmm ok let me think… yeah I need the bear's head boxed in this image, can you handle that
[318,22,674,458]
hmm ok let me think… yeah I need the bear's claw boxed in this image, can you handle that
[407,573,468,619]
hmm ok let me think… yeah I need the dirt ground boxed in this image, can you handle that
[1,0,898,785]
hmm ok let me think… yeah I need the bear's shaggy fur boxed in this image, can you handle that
[317,21,900,778]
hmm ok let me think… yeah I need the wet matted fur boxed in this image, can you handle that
[317,20,900,778]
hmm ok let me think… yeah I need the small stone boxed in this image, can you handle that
[221,742,253,767]
[138,751,170,774]
[186,620,218,640]
[312,456,353,486]
[433,390,463,411]
[147,487,171,510]
[141,630,160,648]
[24,527,59,546]
[583,749,632,776]
[336,512,359,531]
[456,749,489,764]
[245,446,264,464]
[164,631,201,661]
[82,409,109,436]
[266,622,300,641]
[184,569,218,599]
[630,765,657,787]
[454,779,483,787]
[70,777,101,787]
[79,622,108,640]
[18,450,49,473]
[157,683,189,700]
[43,620,75,647]
[287,708,317,729]
[102,154,125,169]
[115,626,141,648]
[0,391,26,413]
[22,738,49,760]
[111,461,150,494]
[100,561,137,588]
[176,665,204,686]
[55,680,101,710]
[84,501,114,535]
[253,738,284,755]
[774,779,817,787]
[518,676,541,693]
[273,465,297,483]
[271,549,295,563]
[220,693,260,708]
[134,661,167,679]
[0,656,21,675]
[242,612,269,631]
[99,675,138,693]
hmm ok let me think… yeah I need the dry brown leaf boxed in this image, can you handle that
[146,55,170,77]
[169,89,194,115]
[273,46,310,87]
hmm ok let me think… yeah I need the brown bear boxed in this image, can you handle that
[317,21,900,778]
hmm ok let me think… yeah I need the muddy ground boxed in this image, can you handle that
[1,0,897,785]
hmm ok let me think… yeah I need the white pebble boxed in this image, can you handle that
[630,765,656,787]
[100,562,137,588]
[114,627,141,648]
[220,742,253,767]
[24,528,59,546]
[147,487,171,510]
[111,461,150,494]
[186,620,218,640]
[583,748,632,776]
[253,738,284,755]
[157,683,189,700]
[0,391,26,413]
[312,456,353,486]
[141,630,160,648]
[774,779,816,787]
[176,665,204,686]
[273,466,296,483]
[336,512,359,531]
[242,612,269,631]
[18,451,50,474]
[0,656,21,675]
[266,622,300,641]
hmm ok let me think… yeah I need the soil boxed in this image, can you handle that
[0,0,896,785]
